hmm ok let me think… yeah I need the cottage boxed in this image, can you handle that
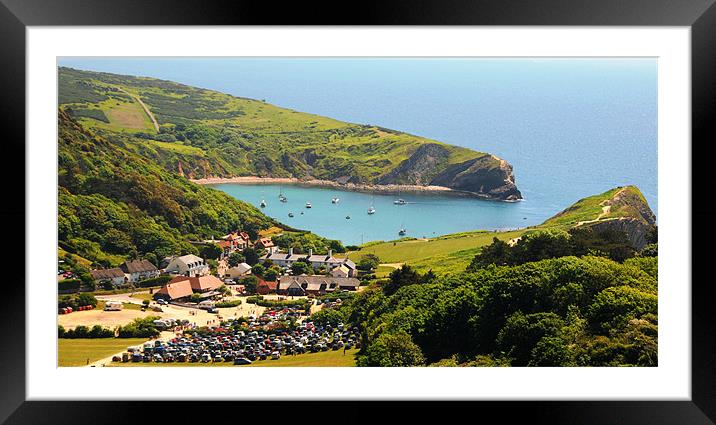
[89,268,127,287]
[278,275,360,295]
[165,254,210,277]
[261,247,305,268]
[255,237,278,253]
[226,263,252,279]
[330,264,351,278]
[119,259,159,283]
[222,231,249,251]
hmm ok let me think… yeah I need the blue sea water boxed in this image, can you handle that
[59,58,657,244]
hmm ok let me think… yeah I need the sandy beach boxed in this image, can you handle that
[191,176,475,196]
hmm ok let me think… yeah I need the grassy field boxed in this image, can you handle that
[58,67,491,183]
[107,348,359,367]
[347,186,652,274]
[59,338,147,367]
[349,229,527,274]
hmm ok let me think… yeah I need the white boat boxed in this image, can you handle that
[305,202,312,209]
[398,228,407,236]
[279,187,287,202]
[260,199,267,208]
[331,197,340,204]
[394,198,407,205]
[367,206,376,215]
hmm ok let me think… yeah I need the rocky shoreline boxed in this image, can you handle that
[191,176,521,201]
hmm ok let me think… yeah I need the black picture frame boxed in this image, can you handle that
[2,0,713,423]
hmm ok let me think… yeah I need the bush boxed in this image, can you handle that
[117,316,160,338]
[137,274,172,288]
[216,300,242,308]
[58,279,81,292]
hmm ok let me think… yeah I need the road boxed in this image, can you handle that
[118,87,159,132]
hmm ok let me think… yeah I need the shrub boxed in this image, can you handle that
[137,274,172,288]
[58,279,81,292]
[216,300,242,308]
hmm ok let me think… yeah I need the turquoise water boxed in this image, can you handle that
[59,58,658,243]
[212,183,543,245]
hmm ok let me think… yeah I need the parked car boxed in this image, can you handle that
[234,357,252,365]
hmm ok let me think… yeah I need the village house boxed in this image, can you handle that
[89,268,127,287]
[277,275,360,296]
[119,259,159,283]
[256,280,278,295]
[222,231,250,251]
[154,275,224,302]
[262,248,357,276]
[255,237,278,254]
[225,262,252,279]
[164,254,210,277]
[330,264,352,278]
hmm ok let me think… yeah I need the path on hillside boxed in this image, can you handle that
[118,87,160,132]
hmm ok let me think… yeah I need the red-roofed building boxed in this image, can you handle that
[256,237,277,254]
[257,280,278,295]
[154,279,193,301]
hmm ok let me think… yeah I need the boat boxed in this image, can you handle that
[260,199,267,208]
[345,215,351,219]
[279,187,287,203]
[367,196,376,214]
[394,198,407,205]
[305,202,312,209]
[367,206,376,215]
[398,228,407,236]
[331,197,340,204]
[288,212,294,218]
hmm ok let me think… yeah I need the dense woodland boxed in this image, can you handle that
[317,230,658,367]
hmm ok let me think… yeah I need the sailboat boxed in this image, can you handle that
[393,190,407,205]
[367,196,376,215]
[279,186,287,203]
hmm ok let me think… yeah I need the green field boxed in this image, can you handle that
[349,230,526,274]
[348,185,653,274]
[107,348,359,367]
[58,67,493,183]
[58,338,148,367]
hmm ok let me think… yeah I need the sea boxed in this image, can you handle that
[58,58,658,245]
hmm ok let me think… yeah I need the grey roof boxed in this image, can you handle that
[120,259,158,274]
[90,268,125,280]
[278,275,359,290]
[263,252,306,262]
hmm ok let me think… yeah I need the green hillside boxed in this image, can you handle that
[348,186,656,274]
[58,109,282,267]
[58,67,504,190]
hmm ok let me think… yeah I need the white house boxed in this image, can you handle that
[119,259,159,283]
[262,248,356,275]
[90,268,127,287]
[226,262,252,279]
[165,254,210,277]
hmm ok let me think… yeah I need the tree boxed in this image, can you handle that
[263,268,279,282]
[251,263,265,277]
[190,293,202,303]
[228,252,245,267]
[291,259,313,276]
[200,243,222,260]
[240,275,259,294]
[357,254,380,272]
[243,247,260,266]
[382,265,424,296]
[359,331,425,367]
[468,237,511,270]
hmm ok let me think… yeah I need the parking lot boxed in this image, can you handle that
[108,306,360,366]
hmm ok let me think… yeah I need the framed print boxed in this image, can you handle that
[2,0,715,423]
